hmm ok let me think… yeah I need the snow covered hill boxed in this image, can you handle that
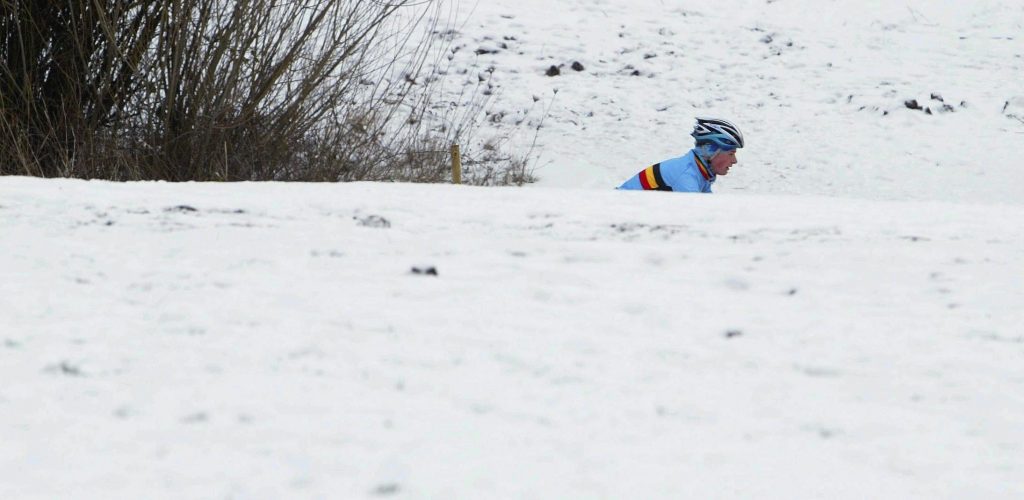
[2,177,1022,498]
[4,0,1024,498]
[444,0,1024,202]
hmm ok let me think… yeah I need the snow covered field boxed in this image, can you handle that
[2,178,1022,498]
[3,0,1024,498]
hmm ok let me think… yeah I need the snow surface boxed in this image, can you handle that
[2,177,1022,498]
[4,0,1024,498]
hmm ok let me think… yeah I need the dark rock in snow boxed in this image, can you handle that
[545,65,561,77]
[724,329,743,339]
[57,361,83,376]
[571,61,585,71]
[373,483,401,496]
[356,214,391,228]
[905,96,956,114]
[166,205,198,213]
[411,266,438,276]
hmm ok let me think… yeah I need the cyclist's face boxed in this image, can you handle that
[710,150,737,176]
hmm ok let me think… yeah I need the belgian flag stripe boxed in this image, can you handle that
[639,163,669,190]
[639,167,654,189]
[644,168,658,189]
[651,163,669,190]
[694,155,711,181]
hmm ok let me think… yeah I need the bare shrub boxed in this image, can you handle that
[0,0,534,184]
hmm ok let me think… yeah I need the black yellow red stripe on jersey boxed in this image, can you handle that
[637,163,672,191]
[693,154,712,181]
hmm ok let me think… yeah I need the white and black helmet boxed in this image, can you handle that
[691,117,744,149]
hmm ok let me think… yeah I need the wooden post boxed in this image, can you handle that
[450,144,462,185]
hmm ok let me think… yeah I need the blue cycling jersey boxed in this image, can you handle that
[618,149,715,193]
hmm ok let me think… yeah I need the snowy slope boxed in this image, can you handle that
[2,177,1023,498]
[444,0,1024,203]
[4,1,1024,498]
